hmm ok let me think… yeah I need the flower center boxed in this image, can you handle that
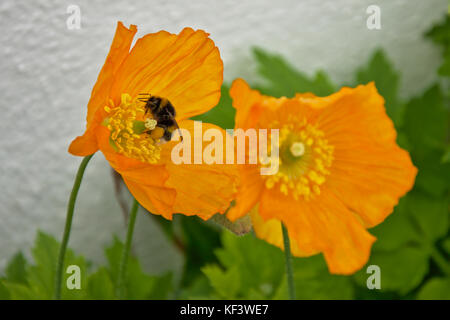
[261,118,334,200]
[290,142,305,157]
[103,93,161,164]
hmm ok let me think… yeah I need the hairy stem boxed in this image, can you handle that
[116,198,139,299]
[54,154,93,300]
[281,223,296,300]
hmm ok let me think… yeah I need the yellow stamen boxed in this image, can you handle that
[103,93,161,164]
[261,117,334,200]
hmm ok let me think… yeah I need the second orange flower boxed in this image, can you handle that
[228,78,417,275]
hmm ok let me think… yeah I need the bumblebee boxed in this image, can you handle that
[138,94,182,142]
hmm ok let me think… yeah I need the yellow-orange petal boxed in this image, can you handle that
[230,78,287,129]
[68,125,99,156]
[159,120,238,220]
[229,78,262,128]
[110,28,223,120]
[312,83,417,227]
[94,121,177,216]
[69,22,137,156]
[258,187,376,275]
[123,178,176,220]
[250,206,315,257]
[227,166,263,221]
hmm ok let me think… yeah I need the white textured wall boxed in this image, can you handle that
[0,0,446,273]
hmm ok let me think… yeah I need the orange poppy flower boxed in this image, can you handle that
[228,78,417,274]
[69,22,237,220]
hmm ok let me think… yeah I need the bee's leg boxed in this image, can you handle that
[163,130,173,142]
[150,125,166,141]
[173,119,183,141]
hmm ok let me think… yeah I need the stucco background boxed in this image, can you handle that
[0,0,446,274]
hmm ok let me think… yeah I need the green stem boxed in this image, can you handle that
[54,154,93,300]
[116,198,139,299]
[281,223,296,300]
[430,247,450,276]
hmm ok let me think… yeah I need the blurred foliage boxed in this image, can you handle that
[356,50,403,126]
[251,47,335,97]
[1,16,449,300]
[426,15,450,77]
[0,232,172,299]
[192,85,236,129]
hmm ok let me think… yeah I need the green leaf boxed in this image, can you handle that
[202,265,240,299]
[425,15,450,77]
[426,16,450,44]
[146,272,173,299]
[104,236,123,283]
[441,146,450,163]
[126,266,170,300]
[177,215,222,286]
[406,192,449,242]
[274,255,354,300]
[442,237,450,255]
[274,273,354,300]
[370,197,420,251]
[0,280,11,299]
[413,148,450,197]
[1,282,37,300]
[27,231,60,298]
[178,275,213,300]
[0,232,89,300]
[86,267,115,300]
[1,231,174,300]
[5,252,28,284]
[214,231,284,298]
[437,54,450,76]
[25,231,88,299]
[417,278,450,299]
[104,236,173,299]
[191,85,235,129]
[356,49,403,125]
[356,190,448,296]
[252,47,335,97]
[403,85,447,153]
[200,231,284,299]
[354,247,429,295]
[203,232,354,299]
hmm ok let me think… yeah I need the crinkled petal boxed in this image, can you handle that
[160,120,238,220]
[229,78,263,128]
[123,178,176,220]
[312,83,417,227]
[110,28,223,120]
[258,187,376,274]
[227,166,263,221]
[250,206,315,257]
[69,22,137,156]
